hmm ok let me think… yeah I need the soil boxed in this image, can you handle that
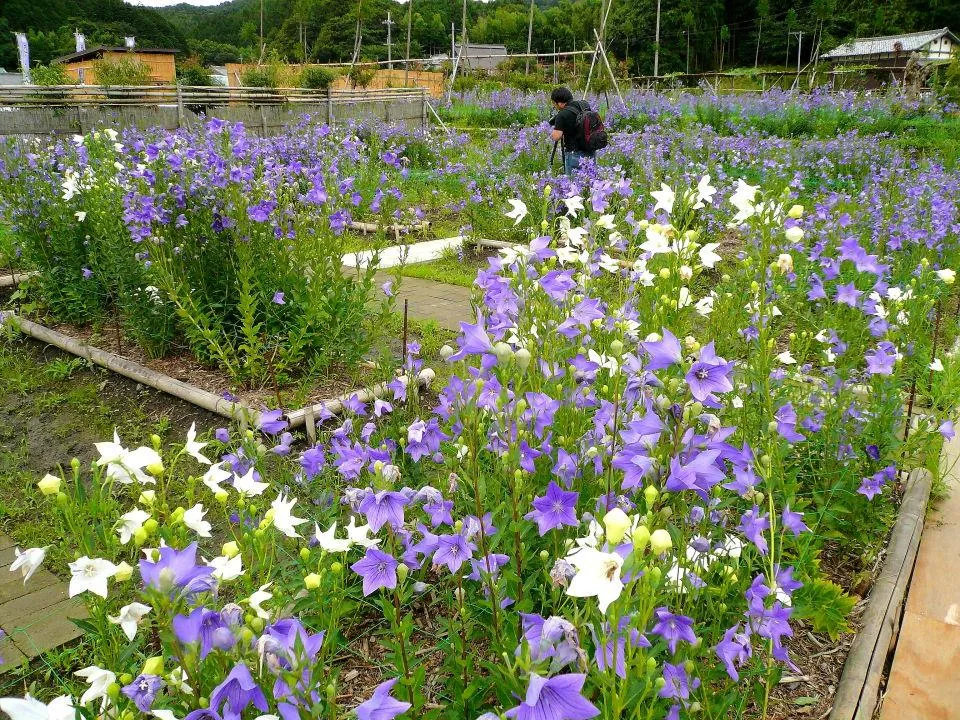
[0,338,220,478]
[47,320,362,412]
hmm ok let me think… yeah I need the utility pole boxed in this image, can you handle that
[461,0,468,70]
[684,29,690,74]
[525,0,535,75]
[653,0,662,77]
[260,0,264,59]
[553,39,557,83]
[383,11,394,70]
[404,0,413,86]
[791,30,803,73]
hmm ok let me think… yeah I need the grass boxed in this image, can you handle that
[398,246,488,288]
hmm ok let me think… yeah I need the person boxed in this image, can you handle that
[549,86,593,176]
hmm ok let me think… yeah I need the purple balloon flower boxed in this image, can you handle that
[684,342,733,401]
[359,490,410,532]
[432,532,476,573]
[209,663,268,720]
[642,328,682,370]
[505,673,599,720]
[650,607,698,654]
[139,542,215,595]
[524,481,579,536]
[122,674,164,712]
[351,547,399,596]
[356,678,411,720]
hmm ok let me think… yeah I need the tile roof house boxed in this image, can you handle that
[822,28,957,65]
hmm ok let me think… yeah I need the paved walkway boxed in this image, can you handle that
[881,435,960,718]
[376,273,472,332]
[0,535,87,674]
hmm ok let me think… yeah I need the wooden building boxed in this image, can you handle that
[822,28,957,68]
[53,47,178,85]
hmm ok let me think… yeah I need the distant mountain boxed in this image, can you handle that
[0,0,187,69]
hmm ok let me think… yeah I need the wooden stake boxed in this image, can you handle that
[402,298,409,362]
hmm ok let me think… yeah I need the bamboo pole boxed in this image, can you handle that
[284,368,435,427]
[4,314,254,422]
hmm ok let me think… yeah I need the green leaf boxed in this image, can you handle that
[793,577,857,640]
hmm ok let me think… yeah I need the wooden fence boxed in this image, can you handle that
[0,85,429,136]
[224,64,447,98]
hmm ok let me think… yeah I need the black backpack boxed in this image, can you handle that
[572,101,608,152]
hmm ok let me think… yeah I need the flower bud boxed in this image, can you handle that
[299,547,311,561]
[787,204,804,219]
[650,528,672,555]
[37,474,61,496]
[304,573,322,590]
[139,490,156,506]
[114,561,133,582]
[679,265,693,281]
[632,525,650,553]
[223,541,240,558]
[146,462,164,478]
[144,518,158,535]
[543,184,552,197]
[515,347,532,372]
[658,267,670,279]
[397,563,409,584]
[215,488,229,504]
[776,253,794,274]
[107,683,122,701]
[143,656,164,676]
[170,507,185,524]
[331,561,343,573]
[603,508,631,545]
[539,550,549,561]
[493,342,513,364]
[643,485,659,507]
[119,674,133,686]
[133,528,149,546]
[151,434,162,452]
[439,344,454,360]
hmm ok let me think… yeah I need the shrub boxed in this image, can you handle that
[94,57,153,86]
[31,63,72,86]
[348,64,376,89]
[177,59,213,87]
[241,66,277,88]
[299,65,337,90]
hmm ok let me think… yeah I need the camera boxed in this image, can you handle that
[548,115,557,127]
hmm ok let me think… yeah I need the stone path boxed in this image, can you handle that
[0,535,87,674]
[880,435,960,718]
[376,272,472,332]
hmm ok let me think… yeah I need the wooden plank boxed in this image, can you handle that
[0,545,17,568]
[0,582,71,628]
[0,567,59,605]
[830,467,933,720]
[0,536,15,552]
[7,597,87,659]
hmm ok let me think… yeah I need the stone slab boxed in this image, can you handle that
[881,611,960,719]
[375,273,472,332]
[6,597,87,659]
[0,632,28,674]
[343,237,464,269]
[0,566,59,605]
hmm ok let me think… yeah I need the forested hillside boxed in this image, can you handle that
[2,0,958,75]
[0,0,186,70]
[158,0,960,74]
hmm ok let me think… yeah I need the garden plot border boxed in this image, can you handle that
[1,314,434,436]
[828,465,933,720]
[0,271,36,288]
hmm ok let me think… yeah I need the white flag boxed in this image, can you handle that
[124,36,135,49]
[15,32,30,84]
[75,32,85,53]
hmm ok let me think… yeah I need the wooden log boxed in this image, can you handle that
[347,220,430,234]
[3,314,255,424]
[830,467,933,720]
[0,271,37,288]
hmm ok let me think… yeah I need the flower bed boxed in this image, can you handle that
[1,170,957,720]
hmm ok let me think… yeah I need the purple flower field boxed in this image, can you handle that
[1,90,959,720]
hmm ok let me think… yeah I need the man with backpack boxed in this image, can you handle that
[549,86,608,175]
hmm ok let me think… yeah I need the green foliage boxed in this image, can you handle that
[298,65,337,89]
[347,64,376,89]
[793,578,858,640]
[31,63,72,86]
[94,57,153,86]
[176,57,212,86]
[241,65,277,88]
